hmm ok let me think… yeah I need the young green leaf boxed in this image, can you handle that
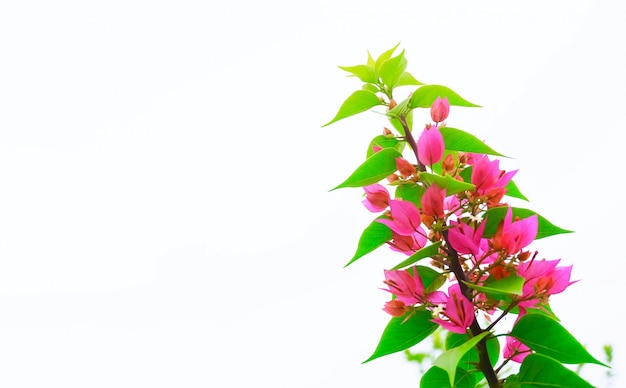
[409,84,481,109]
[394,181,425,207]
[364,308,439,363]
[504,354,596,388]
[338,64,378,84]
[374,43,401,73]
[323,90,383,127]
[445,332,500,372]
[345,219,392,267]
[395,71,423,88]
[433,331,490,386]
[379,50,408,90]
[366,134,404,159]
[510,313,608,366]
[331,148,402,190]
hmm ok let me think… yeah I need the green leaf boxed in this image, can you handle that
[482,207,574,240]
[345,219,392,267]
[420,366,477,388]
[394,182,425,207]
[409,85,481,109]
[391,241,442,270]
[463,275,524,300]
[338,64,378,84]
[505,179,529,201]
[366,134,404,159]
[510,313,607,366]
[396,71,423,87]
[433,331,490,386]
[364,308,438,363]
[505,354,595,388]
[323,90,383,127]
[331,148,402,190]
[379,50,408,89]
[440,127,505,156]
[419,172,476,196]
[410,265,444,291]
[374,43,401,73]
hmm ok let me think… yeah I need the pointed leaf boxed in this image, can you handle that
[379,50,407,89]
[409,85,481,109]
[505,179,529,201]
[440,127,505,156]
[419,172,476,196]
[374,43,400,72]
[505,354,595,388]
[433,331,490,386]
[420,366,477,388]
[345,219,392,267]
[510,313,607,366]
[323,90,383,127]
[338,64,378,84]
[396,71,423,87]
[364,308,438,363]
[391,242,442,270]
[483,207,573,240]
[331,148,402,190]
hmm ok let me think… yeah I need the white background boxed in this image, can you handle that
[0,0,624,387]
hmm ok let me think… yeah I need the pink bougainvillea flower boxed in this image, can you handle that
[396,157,416,178]
[417,125,445,166]
[362,184,390,212]
[493,207,538,255]
[376,199,422,236]
[447,220,487,257]
[516,258,576,308]
[382,267,446,307]
[431,283,475,334]
[421,184,446,218]
[504,335,531,363]
[430,96,450,123]
[388,231,427,255]
[471,154,517,202]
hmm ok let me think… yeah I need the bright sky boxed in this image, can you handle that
[0,0,624,387]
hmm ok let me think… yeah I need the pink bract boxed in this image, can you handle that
[417,126,444,166]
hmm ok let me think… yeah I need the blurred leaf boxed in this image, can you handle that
[420,366,477,388]
[409,85,481,109]
[345,219,392,267]
[364,308,438,363]
[504,354,595,388]
[446,332,500,371]
[331,148,402,190]
[510,313,607,366]
[323,90,383,127]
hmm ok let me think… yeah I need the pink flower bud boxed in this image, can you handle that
[417,126,445,166]
[383,300,407,317]
[431,96,450,123]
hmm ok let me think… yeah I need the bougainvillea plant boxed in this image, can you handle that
[323,44,609,387]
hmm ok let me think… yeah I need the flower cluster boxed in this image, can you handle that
[362,97,575,363]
